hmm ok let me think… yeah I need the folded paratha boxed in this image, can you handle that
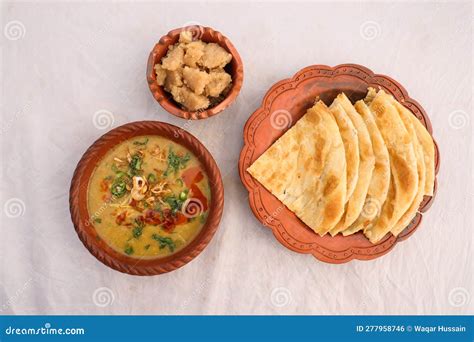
[364,89,418,243]
[247,101,347,235]
[329,101,360,202]
[342,100,391,236]
[406,107,436,196]
[247,87,434,245]
[329,94,375,235]
[391,97,426,236]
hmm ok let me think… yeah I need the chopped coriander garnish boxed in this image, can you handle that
[133,137,149,146]
[124,246,134,255]
[132,218,144,238]
[147,173,157,183]
[115,171,128,179]
[134,218,144,228]
[93,217,102,224]
[165,195,185,214]
[132,227,143,238]
[164,147,190,176]
[144,244,151,250]
[152,234,175,252]
[129,153,143,176]
[164,189,189,213]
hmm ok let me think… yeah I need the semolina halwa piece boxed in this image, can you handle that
[205,70,232,97]
[161,45,184,71]
[183,66,209,95]
[171,86,210,111]
[179,30,194,44]
[183,41,205,68]
[199,43,233,69]
[164,68,183,92]
[154,64,167,86]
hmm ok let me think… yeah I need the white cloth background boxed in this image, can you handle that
[0,1,472,315]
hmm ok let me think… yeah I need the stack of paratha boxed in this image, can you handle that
[247,88,435,244]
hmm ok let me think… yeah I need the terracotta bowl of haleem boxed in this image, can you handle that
[70,121,224,275]
[147,25,244,120]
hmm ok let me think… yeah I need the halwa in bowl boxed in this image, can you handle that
[70,121,224,275]
[147,25,244,120]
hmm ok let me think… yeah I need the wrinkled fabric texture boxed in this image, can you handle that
[0,1,472,315]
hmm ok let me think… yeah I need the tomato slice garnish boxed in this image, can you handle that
[181,166,204,187]
[190,183,208,211]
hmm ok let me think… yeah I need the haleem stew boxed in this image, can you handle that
[87,135,211,258]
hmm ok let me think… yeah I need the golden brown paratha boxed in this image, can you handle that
[329,94,375,235]
[247,101,346,235]
[406,108,436,196]
[329,100,360,202]
[342,100,391,236]
[391,98,426,236]
[363,89,418,243]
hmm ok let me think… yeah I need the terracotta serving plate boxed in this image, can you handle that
[239,64,440,264]
[147,25,244,120]
[70,121,224,275]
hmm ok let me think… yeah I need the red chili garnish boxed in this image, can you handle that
[143,209,162,225]
[175,212,188,225]
[161,209,176,232]
[182,166,204,187]
[190,184,208,211]
[129,199,144,212]
[116,211,127,225]
[139,208,188,233]
[100,178,109,192]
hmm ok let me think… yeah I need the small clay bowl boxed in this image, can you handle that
[147,25,244,120]
[239,64,440,264]
[69,121,224,275]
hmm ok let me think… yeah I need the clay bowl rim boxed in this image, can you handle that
[69,120,224,276]
[238,63,440,264]
[146,25,244,120]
